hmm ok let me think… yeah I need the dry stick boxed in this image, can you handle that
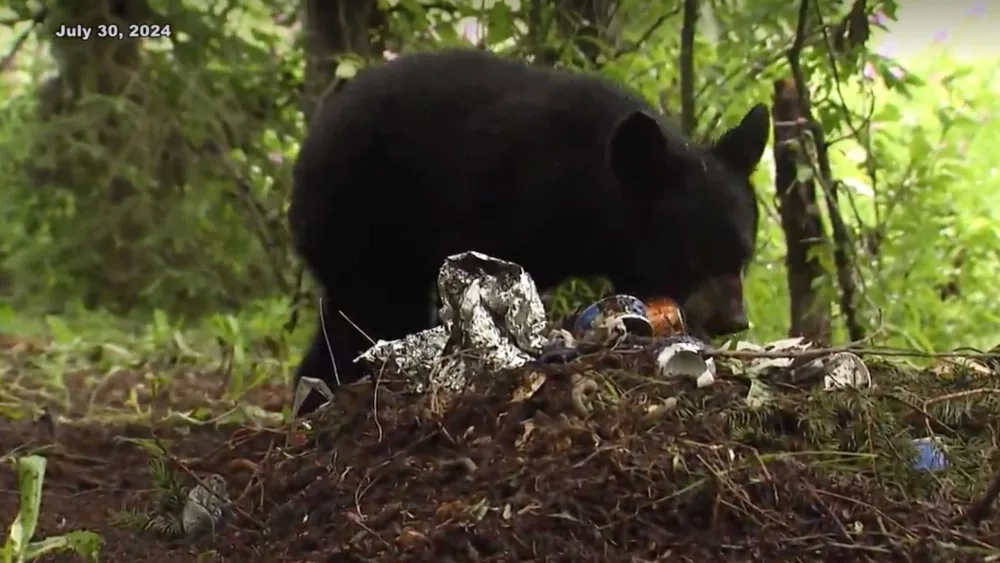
[705,346,1000,361]
[623,334,1000,362]
[924,388,1000,408]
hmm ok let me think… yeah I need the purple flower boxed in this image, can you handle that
[968,2,987,18]
[862,61,877,80]
[461,20,483,44]
[931,29,949,44]
[876,40,897,58]
[869,10,887,25]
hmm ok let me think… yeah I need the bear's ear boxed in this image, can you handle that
[713,104,770,177]
[607,110,671,198]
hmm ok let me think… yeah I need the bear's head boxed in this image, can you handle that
[604,104,770,337]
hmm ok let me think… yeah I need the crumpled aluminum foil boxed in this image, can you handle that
[359,251,549,393]
[182,473,230,538]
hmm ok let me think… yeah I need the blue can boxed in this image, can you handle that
[911,437,948,472]
[572,295,654,338]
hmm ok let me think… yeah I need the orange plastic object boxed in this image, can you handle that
[645,297,687,336]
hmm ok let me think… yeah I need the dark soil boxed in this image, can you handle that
[3,337,1000,562]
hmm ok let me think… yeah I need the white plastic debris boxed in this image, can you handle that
[930,357,993,380]
[655,337,716,387]
[360,251,549,393]
[737,337,811,378]
[292,377,335,418]
[745,379,776,408]
[729,338,873,407]
[822,352,872,390]
[182,474,230,538]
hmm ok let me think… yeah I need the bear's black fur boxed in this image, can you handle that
[289,48,770,415]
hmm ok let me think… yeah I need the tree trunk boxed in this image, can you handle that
[772,78,832,342]
[301,0,385,121]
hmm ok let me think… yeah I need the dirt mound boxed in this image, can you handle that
[222,349,1000,561]
[6,346,1000,562]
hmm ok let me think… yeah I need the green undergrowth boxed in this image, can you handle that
[0,298,302,423]
[717,362,994,499]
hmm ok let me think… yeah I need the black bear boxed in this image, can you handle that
[289,48,770,415]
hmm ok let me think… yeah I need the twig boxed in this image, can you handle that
[924,388,1000,408]
[704,345,1000,361]
[874,392,956,437]
[612,8,680,58]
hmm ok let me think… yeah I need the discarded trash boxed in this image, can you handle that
[302,249,880,415]
[292,377,335,418]
[538,329,582,364]
[745,378,775,408]
[511,370,548,403]
[732,337,871,390]
[572,295,653,338]
[729,338,873,407]
[655,336,716,388]
[570,294,687,340]
[645,297,688,336]
[738,337,810,379]
[821,352,871,390]
[182,474,230,538]
[782,351,872,390]
[912,437,948,472]
[642,397,679,421]
[360,251,549,394]
[545,294,688,364]
[930,357,993,381]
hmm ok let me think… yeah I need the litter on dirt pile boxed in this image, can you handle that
[294,251,551,416]
[360,251,550,391]
[234,253,1000,561]
[655,336,717,388]
[300,252,681,415]
[182,474,231,538]
[912,437,949,472]
[572,294,656,336]
[6,253,1000,562]
[304,252,875,415]
[209,344,1000,562]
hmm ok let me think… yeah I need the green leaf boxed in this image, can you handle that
[23,531,103,562]
[4,455,47,563]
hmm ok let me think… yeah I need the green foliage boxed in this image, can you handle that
[721,359,998,502]
[0,2,300,317]
[0,300,297,423]
[107,441,188,539]
[0,0,995,363]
